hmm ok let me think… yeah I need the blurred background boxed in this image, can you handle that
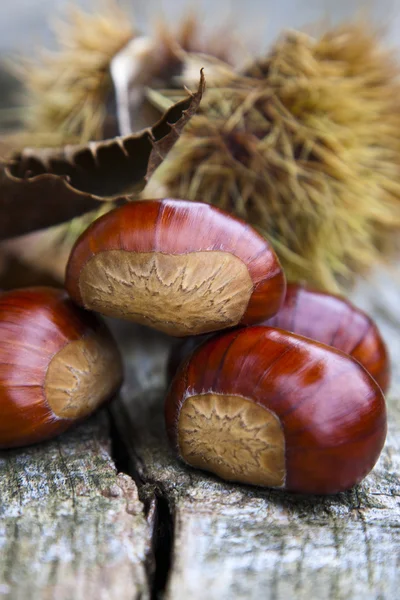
[1,0,400,55]
[1,0,400,125]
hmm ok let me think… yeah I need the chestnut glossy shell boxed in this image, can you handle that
[0,287,123,448]
[65,199,286,336]
[165,327,387,494]
[265,284,390,392]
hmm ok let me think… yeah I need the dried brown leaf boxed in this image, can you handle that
[147,69,205,179]
[0,73,205,241]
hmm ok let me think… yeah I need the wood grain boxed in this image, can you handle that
[0,413,151,599]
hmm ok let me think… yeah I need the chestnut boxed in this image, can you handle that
[0,287,123,448]
[265,283,390,392]
[165,326,387,494]
[65,199,286,336]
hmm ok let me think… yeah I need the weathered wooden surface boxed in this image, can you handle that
[0,272,399,599]
[0,413,152,600]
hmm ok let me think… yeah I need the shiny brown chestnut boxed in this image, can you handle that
[167,284,391,392]
[165,327,387,494]
[265,283,390,392]
[0,287,123,448]
[65,199,286,336]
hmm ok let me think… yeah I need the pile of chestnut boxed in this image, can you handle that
[0,199,389,495]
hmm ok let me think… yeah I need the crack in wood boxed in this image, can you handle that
[108,409,175,600]
[150,493,174,600]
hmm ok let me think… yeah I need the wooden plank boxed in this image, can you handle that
[0,412,151,600]
[112,272,400,600]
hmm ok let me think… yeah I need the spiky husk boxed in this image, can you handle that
[15,1,134,145]
[155,13,246,69]
[15,7,243,147]
[145,24,400,291]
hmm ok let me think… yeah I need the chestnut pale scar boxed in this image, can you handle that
[78,250,254,336]
[177,393,286,487]
[45,330,122,419]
